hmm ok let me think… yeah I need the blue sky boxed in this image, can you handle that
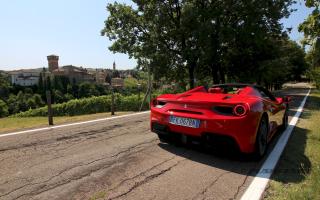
[0,0,313,71]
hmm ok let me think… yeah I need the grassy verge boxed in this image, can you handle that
[264,90,320,200]
[0,111,134,134]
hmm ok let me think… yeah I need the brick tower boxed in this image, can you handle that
[47,55,59,72]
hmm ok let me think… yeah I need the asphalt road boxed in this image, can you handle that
[0,84,310,200]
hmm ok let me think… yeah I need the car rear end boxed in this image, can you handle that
[150,91,261,153]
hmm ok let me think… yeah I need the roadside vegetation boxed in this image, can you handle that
[12,93,151,117]
[0,111,133,134]
[264,90,320,199]
[0,71,149,118]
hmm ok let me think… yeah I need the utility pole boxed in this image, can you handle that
[111,87,115,115]
[46,90,53,125]
[111,71,115,115]
[148,65,151,108]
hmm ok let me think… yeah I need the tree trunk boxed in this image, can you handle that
[188,62,195,89]
[219,67,226,83]
[211,64,219,84]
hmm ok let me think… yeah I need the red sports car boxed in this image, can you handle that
[150,84,290,158]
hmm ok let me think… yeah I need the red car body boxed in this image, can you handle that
[150,84,289,156]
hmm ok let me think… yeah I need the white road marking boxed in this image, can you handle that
[240,88,311,200]
[0,111,150,138]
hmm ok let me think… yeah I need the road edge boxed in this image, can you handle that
[240,88,311,200]
[0,111,150,138]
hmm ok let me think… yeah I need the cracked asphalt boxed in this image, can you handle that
[0,84,310,200]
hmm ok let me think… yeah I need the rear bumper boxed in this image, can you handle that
[151,109,260,153]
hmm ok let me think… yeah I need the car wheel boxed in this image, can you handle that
[254,116,268,159]
[281,105,289,130]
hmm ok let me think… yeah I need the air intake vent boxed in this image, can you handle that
[213,106,233,115]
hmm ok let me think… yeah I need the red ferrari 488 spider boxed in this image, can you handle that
[150,84,290,158]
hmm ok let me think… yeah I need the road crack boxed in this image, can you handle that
[191,171,232,200]
[108,158,187,200]
[232,175,249,200]
[0,139,157,200]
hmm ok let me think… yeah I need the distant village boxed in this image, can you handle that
[3,55,137,88]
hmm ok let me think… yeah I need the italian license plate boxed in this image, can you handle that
[169,116,200,128]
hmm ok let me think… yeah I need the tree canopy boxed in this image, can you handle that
[299,0,320,68]
[102,0,302,89]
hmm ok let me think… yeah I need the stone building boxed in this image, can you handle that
[47,55,59,72]
[9,69,42,86]
[52,65,95,83]
[46,55,95,83]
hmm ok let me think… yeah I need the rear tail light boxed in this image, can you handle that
[233,104,248,116]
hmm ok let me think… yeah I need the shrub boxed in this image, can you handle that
[13,93,150,117]
[0,99,9,118]
[311,68,320,89]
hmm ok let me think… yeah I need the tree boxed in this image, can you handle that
[285,41,308,81]
[0,99,8,118]
[33,94,45,107]
[0,73,11,100]
[299,0,320,46]
[53,89,64,103]
[102,1,197,88]
[102,0,295,88]
[7,94,19,114]
[299,0,320,87]
[38,73,44,94]
[105,73,112,84]
[78,82,99,98]
[299,0,320,67]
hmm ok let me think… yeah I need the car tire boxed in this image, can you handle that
[254,116,269,159]
[281,105,289,131]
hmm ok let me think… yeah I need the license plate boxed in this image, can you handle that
[169,116,200,128]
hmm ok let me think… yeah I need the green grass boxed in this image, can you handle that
[89,191,107,200]
[0,111,133,134]
[264,90,320,200]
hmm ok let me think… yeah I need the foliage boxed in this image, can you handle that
[13,93,150,117]
[124,77,139,89]
[6,91,45,115]
[309,68,320,88]
[299,0,320,87]
[78,82,100,98]
[299,0,320,46]
[0,73,11,101]
[0,99,9,117]
[102,0,295,88]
